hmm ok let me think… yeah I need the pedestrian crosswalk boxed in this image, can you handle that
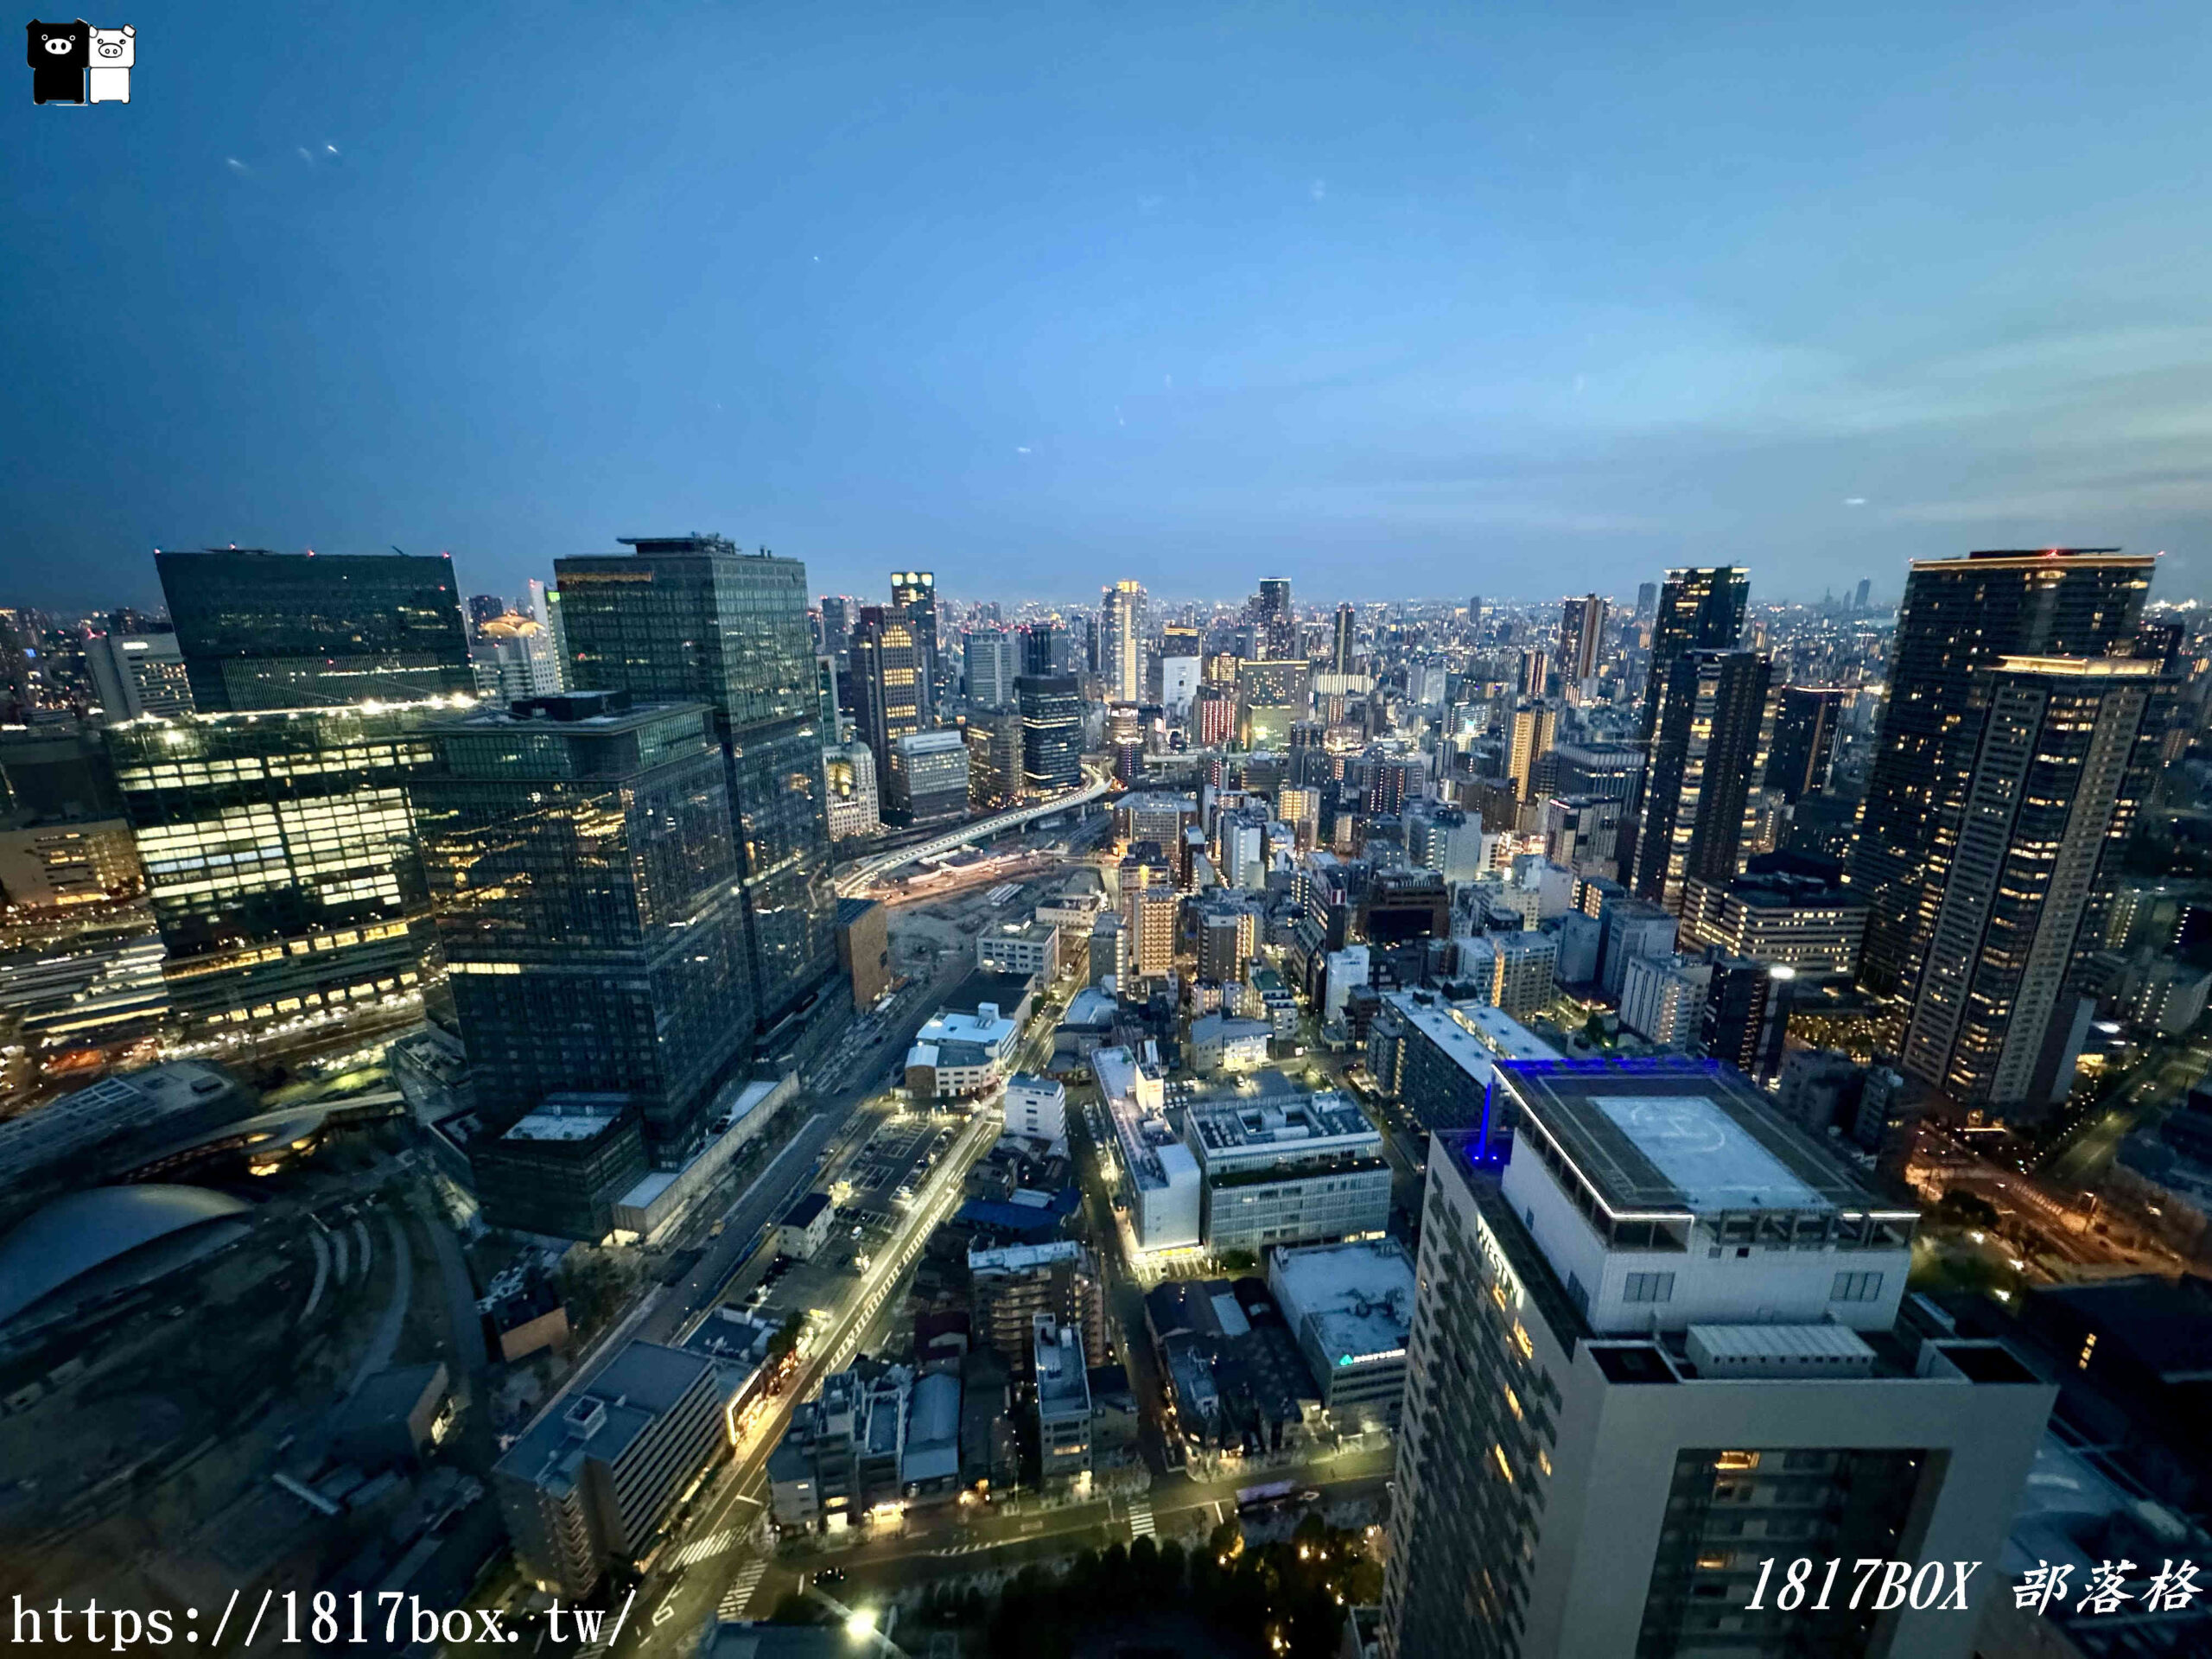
[720,1558,769,1619]
[1127,1497,1156,1539]
[669,1527,740,1568]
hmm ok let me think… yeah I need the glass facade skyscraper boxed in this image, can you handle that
[105,702,450,1039]
[1018,673,1082,795]
[552,536,837,1028]
[1639,566,1747,738]
[156,549,475,712]
[412,691,753,1160]
[1848,548,2153,1002]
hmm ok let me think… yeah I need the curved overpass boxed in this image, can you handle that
[835,764,1115,898]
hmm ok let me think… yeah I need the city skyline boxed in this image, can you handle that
[10,6,2212,609]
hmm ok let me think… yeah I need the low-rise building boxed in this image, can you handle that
[906,1003,1020,1100]
[1184,1078,1390,1251]
[1001,1073,1066,1149]
[1249,960,1298,1039]
[776,1191,835,1260]
[768,1364,915,1532]
[1268,1238,1414,1428]
[1094,1044,1202,1250]
[1190,1012,1274,1076]
[976,916,1059,979]
[900,1368,963,1504]
[836,896,891,1008]
[495,1342,724,1595]
[1033,1316,1093,1480]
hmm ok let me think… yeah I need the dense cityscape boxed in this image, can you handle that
[16,3,2212,1655]
[1,539,2209,1659]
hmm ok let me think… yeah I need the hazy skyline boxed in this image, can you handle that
[8,2,2211,611]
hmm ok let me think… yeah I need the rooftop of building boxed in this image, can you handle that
[780,1191,831,1230]
[682,1306,779,1369]
[836,895,880,927]
[1185,1085,1377,1156]
[1033,1320,1091,1414]
[1192,1012,1273,1040]
[913,1005,1017,1048]
[1268,1239,1414,1369]
[944,968,1036,1018]
[502,1094,632,1143]
[429,689,707,733]
[1382,990,1561,1072]
[1495,1058,1911,1223]
[969,1237,1084,1274]
[1692,868,1866,908]
[496,1340,712,1495]
[983,917,1058,944]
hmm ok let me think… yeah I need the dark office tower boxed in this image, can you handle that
[1849,548,2153,1002]
[1255,577,1295,658]
[850,607,925,773]
[1764,684,1847,802]
[889,570,939,721]
[1018,622,1062,679]
[467,594,507,635]
[1853,577,1872,613]
[415,691,753,1167]
[554,536,836,1028]
[1467,594,1483,633]
[1640,567,1748,738]
[2134,618,2185,671]
[1701,955,1793,1083]
[1900,656,2160,1115]
[1018,673,1082,794]
[106,704,445,1041]
[156,549,475,712]
[1635,579,1659,620]
[1558,594,1607,683]
[1330,603,1357,674]
[1630,650,1774,915]
[818,594,853,657]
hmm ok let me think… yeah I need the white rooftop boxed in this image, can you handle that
[1594,1095,1822,1212]
[505,1098,628,1141]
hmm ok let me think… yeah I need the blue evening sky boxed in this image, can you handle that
[5,2,2210,612]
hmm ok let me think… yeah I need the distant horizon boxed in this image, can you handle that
[10,5,2212,619]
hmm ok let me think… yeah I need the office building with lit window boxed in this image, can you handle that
[156,548,475,712]
[412,691,753,1166]
[1381,1058,2055,1659]
[553,536,836,1028]
[1850,549,2152,1004]
[1678,869,1868,973]
[885,728,970,828]
[1630,651,1773,915]
[105,702,450,1040]
[889,570,940,719]
[1018,673,1082,794]
[1900,654,2160,1115]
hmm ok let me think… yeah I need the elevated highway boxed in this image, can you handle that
[833,763,1113,898]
